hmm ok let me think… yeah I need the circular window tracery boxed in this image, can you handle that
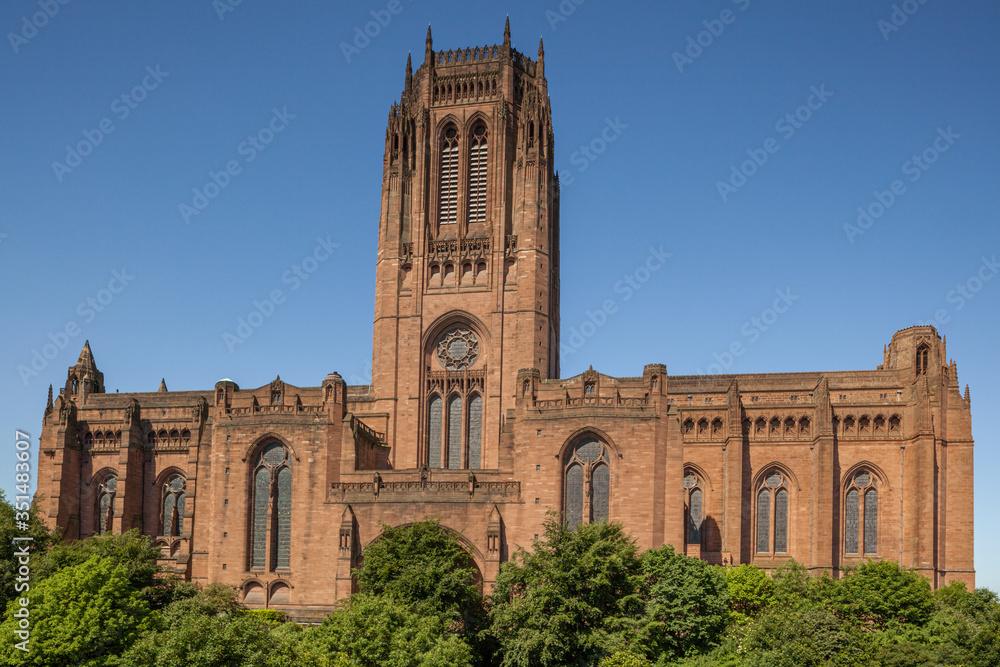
[436,328,479,371]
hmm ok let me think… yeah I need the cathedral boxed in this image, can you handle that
[35,23,975,622]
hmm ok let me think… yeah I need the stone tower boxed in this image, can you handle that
[368,21,560,471]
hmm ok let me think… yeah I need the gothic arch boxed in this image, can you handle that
[682,462,715,491]
[840,460,891,491]
[241,432,300,464]
[433,114,463,139]
[751,461,801,492]
[422,310,492,351]
[91,466,119,486]
[463,111,492,136]
[152,466,186,488]
[556,427,622,461]
[360,522,486,582]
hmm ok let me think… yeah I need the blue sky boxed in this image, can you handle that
[1,0,998,587]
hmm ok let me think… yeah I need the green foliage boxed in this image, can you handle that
[355,520,482,623]
[0,490,53,611]
[247,608,287,626]
[598,650,653,667]
[833,560,934,629]
[489,514,643,666]
[735,605,869,667]
[118,612,317,667]
[296,593,473,667]
[630,545,729,659]
[0,555,154,667]
[725,564,775,620]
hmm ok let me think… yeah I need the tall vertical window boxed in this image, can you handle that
[844,471,878,555]
[564,438,611,529]
[755,470,789,555]
[251,443,292,571]
[428,395,443,469]
[467,394,483,469]
[439,125,459,224]
[95,474,117,535]
[684,473,703,546]
[426,326,484,469]
[916,344,929,375]
[468,123,488,223]
[161,474,187,537]
[447,395,463,469]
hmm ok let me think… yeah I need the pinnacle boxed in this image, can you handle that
[77,340,96,369]
[158,378,168,392]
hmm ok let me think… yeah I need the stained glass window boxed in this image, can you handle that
[162,493,176,537]
[566,464,583,529]
[276,467,292,568]
[756,488,770,553]
[467,395,482,469]
[592,464,609,523]
[864,489,878,554]
[688,488,703,545]
[845,489,860,554]
[576,439,602,462]
[428,396,442,468]
[252,467,269,569]
[447,395,463,469]
[775,489,788,553]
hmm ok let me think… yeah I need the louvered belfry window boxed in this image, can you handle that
[845,471,878,556]
[439,126,459,224]
[756,471,789,555]
[251,443,292,571]
[468,123,488,223]
[564,438,611,529]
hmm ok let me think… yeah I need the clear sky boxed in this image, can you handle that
[2,1,998,587]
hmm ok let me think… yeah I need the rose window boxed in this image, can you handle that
[437,328,479,371]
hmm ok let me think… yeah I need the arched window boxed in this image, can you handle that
[250,443,292,571]
[916,344,929,375]
[467,394,483,469]
[439,125,459,224]
[468,123,488,223]
[95,474,117,535]
[161,474,186,537]
[845,471,878,555]
[427,395,443,469]
[684,473,703,546]
[447,395,463,469]
[426,325,485,469]
[564,438,611,529]
[755,470,788,555]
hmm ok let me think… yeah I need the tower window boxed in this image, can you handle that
[916,344,929,375]
[755,471,789,555]
[439,126,459,224]
[468,123,488,223]
[161,474,187,537]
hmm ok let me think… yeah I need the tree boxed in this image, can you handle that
[737,605,868,667]
[355,520,482,625]
[0,490,52,611]
[597,651,653,667]
[630,545,728,659]
[0,555,154,666]
[296,593,473,667]
[489,514,643,667]
[832,560,934,629]
[725,563,776,621]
